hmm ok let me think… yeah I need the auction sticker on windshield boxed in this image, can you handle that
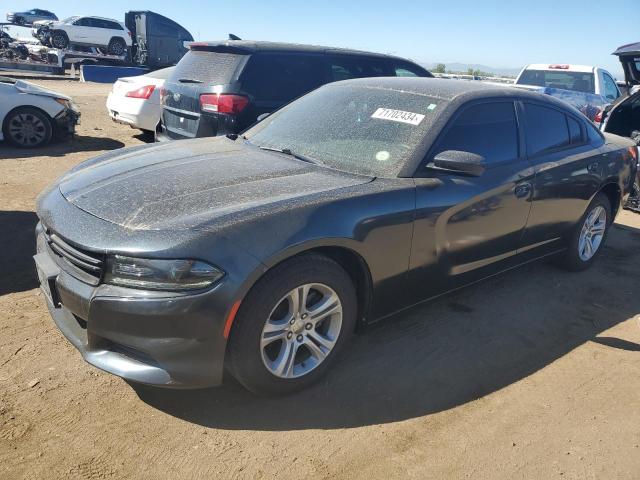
[371,108,425,125]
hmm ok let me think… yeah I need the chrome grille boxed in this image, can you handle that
[45,231,104,282]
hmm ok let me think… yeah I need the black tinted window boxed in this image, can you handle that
[74,17,91,26]
[568,116,582,144]
[434,102,519,164]
[392,62,429,77]
[329,55,391,81]
[172,50,246,85]
[104,20,123,30]
[240,53,325,102]
[524,104,571,155]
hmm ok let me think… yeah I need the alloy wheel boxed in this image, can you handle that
[260,283,343,379]
[8,113,47,147]
[578,205,607,261]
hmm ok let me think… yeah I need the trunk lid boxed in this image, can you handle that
[613,42,640,86]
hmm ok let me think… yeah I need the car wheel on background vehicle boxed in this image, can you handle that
[556,192,611,271]
[227,254,357,396]
[50,31,69,50]
[3,107,53,148]
[107,38,127,56]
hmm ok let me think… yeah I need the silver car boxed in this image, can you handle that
[7,8,57,26]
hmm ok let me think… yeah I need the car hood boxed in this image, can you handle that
[14,79,71,100]
[58,137,372,230]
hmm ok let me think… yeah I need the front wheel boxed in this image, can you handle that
[227,254,357,396]
[3,107,53,148]
[556,193,611,271]
[50,31,68,50]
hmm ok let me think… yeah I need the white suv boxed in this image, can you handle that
[33,16,132,55]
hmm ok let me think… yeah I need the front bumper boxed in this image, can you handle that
[54,107,80,137]
[34,237,230,388]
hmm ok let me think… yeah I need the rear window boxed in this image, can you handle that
[517,69,595,94]
[171,50,246,85]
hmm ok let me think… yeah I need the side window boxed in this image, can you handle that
[586,122,604,144]
[567,116,583,144]
[328,56,391,81]
[105,20,123,30]
[524,104,571,156]
[392,62,427,77]
[433,102,519,164]
[73,18,88,26]
[603,73,620,101]
[240,54,325,103]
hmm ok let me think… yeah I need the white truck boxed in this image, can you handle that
[514,64,621,122]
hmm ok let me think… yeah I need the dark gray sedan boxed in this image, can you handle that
[34,78,637,395]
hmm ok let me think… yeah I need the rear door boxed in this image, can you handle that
[410,100,534,301]
[518,101,605,252]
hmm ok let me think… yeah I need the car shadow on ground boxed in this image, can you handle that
[134,223,640,431]
[0,210,39,295]
[0,135,125,160]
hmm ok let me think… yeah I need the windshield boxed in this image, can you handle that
[244,84,447,177]
[517,69,595,94]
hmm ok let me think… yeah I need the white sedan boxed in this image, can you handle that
[0,77,79,148]
[106,67,174,134]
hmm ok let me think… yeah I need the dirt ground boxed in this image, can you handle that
[1,79,640,480]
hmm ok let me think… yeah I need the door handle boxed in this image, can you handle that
[587,162,600,173]
[514,183,532,199]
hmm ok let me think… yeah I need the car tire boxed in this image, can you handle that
[556,192,611,272]
[50,31,68,50]
[108,37,127,56]
[227,253,357,396]
[3,107,53,148]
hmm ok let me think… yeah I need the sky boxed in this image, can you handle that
[4,0,637,78]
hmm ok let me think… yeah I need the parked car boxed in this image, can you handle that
[600,42,640,211]
[34,78,636,395]
[32,16,132,55]
[158,40,432,141]
[106,67,174,134]
[514,64,621,122]
[6,8,57,26]
[0,77,79,148]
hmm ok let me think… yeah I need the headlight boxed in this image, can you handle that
[104,255,224,291]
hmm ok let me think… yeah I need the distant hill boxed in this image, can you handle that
[422,62,523,78]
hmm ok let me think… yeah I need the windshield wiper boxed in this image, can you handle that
[177,78,203,84]
[259,146,319,165]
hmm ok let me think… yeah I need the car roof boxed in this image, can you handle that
[78,16,123,22]
[190,40,419,62]
[328,77,586,112]
[524,64,595,73]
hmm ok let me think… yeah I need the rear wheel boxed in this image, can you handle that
[50,31,68,50]
[107,37,127,56]
[556,193,611,271]
[228,254,357,396]
[3,107,53,148]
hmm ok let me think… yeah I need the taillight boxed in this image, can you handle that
[200,94,249,114]
[628,146,638,162]
[125,85,155,99]
[594,109,603,124]
[549,64,570,69]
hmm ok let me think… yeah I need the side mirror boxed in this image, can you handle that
[431,150,486,177]
[257,112,270,122]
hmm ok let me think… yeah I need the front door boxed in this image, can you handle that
[409,100,534,302]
